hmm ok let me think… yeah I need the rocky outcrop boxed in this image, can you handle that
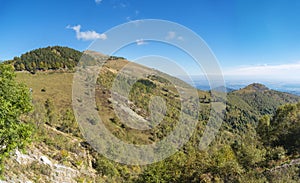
[3,146,95,183]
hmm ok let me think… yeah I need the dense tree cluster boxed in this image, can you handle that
[5,46,82,73]
[108,56,126,60]
[4,46,127,74]
[258,103,300,154]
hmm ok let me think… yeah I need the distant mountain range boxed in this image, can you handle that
[193,79,300,96]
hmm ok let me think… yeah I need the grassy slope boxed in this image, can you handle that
[10,60,300,182]
[15,70,300,142]
[16,72,73,109]
[4,46,299,182]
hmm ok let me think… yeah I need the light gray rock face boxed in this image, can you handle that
[40,156,53,166]
[3,148,87,183]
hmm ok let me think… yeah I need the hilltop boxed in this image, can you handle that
[240,83,269,93]
[223,83,300,132]
[1,47,300,182]
[231,83,299,115]
[4,46,82,72]
[4,46,125,73]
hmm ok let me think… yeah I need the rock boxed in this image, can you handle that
[40,156,53,166]
[15,149,34,165]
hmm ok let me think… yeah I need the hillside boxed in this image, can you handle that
[1,47,300,182]
[224,83,300,131]
[233,83,299,115]
[3,46,125,73]
[4,46,82,72]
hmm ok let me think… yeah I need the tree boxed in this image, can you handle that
[234,132,266,169]
[0,64,33,174]
[137,151,188,183]
[210,145,244,182]
[19,63,25,70]
[44,98,56,125]
[268,103,300,154]
[257,115,271,145]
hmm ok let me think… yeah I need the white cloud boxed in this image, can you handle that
[136,39,147,46]
[125,10,140,22]
[126,16,132,21]
[95,0,102,4]
[224,62,300,79]
[67,25,107,41]
[165,31,176,40]
[177,36,184,41]
[165,31,184,41]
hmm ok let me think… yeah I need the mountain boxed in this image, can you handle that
[1,47,300,182]
[224,83,300,131]
[4,46,82,72]
[241,83,269,92]
[232,83,299,114]
[4,46,126,73]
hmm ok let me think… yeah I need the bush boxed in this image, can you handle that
[0,64,33,174]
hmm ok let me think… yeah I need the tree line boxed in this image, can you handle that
[4,46,125,73]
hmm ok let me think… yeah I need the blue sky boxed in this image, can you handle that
[1,0,300,80]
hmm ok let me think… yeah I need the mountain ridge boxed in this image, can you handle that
[1,46,300,182]
[241,83,269,92]
[3,46,125,73]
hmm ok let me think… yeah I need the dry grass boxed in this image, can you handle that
[16,72,73,110]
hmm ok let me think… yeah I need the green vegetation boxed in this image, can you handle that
[233,83,299,115]
[5,46,82,73]
[1,47,300,182]
[0,64,33,174]
[258,103,300,154]
[224,83,299,133]
[4,46,127,74]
